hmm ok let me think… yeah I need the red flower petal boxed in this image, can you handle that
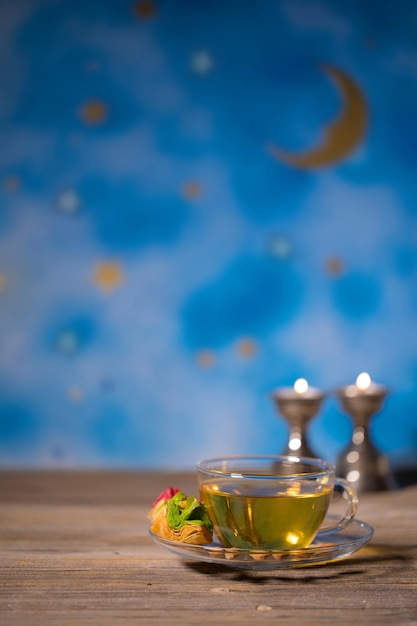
[150,487,179,509]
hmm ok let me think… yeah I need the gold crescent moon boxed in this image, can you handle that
[268,65,368,169]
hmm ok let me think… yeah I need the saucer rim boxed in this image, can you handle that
[149,518,374,570]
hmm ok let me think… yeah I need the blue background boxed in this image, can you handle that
[0,0,416,470]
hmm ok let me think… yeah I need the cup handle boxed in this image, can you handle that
[317,478,358,536]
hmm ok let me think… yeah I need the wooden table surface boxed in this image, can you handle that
[1,471,417,626]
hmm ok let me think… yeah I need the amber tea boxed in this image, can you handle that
[197,455,358,551]
[199,480,332,550]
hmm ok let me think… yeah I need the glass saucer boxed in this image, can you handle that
[149,519,374,570]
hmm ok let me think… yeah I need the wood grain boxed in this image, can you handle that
[1,471,417,625]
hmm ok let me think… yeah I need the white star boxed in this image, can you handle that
[56,331,79,354]
[56,188,81,215]
[191,50,214,75]
[267,234,293,259]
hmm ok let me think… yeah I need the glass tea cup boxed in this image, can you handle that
[197,455,358,551]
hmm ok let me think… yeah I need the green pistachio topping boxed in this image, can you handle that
[166,491,213,531]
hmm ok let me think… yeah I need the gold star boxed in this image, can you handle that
[182,181,203,200]
[326,257,344,276]
[3,175,20,192]
[85,59,101,72]
[80,100,108,125]
[236,338,258,358]
[93,261,124,292]
[133,0,156,19]
[196,350,215,368]
[68,387,84,403]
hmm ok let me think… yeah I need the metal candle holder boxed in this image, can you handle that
[336,373,395,492]
[272,379,325,458]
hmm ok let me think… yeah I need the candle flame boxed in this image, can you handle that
[293,378,309,394]
[356,372,371,391]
